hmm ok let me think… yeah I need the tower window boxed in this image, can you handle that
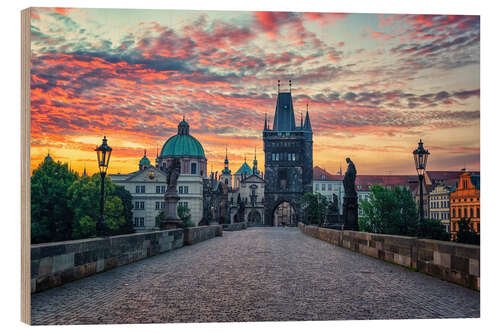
[191,162,197,175]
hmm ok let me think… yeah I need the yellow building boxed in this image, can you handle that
[450,171,480,239]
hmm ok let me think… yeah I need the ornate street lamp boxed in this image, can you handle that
[95,136,112,236]
[413,139,430,228]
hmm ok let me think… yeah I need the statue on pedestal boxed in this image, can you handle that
[342,157,359,231]
[162,158,182,229]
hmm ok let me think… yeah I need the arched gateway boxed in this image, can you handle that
[262,82,313,226]
[272,201,296,226]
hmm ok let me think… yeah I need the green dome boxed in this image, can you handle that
[160,134,205,158]
[139,156,150,166]
[44,153,53,162]
[159,119,205,158]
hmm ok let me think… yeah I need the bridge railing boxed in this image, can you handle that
[298,223,479,291]
[31,225,222,294]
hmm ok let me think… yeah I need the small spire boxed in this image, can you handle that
[264,112,268,130]
[144,149,147,157]
[289,79,292,93]
[300,111,303,128]
[278,80,280,93]
[254,146,257,160]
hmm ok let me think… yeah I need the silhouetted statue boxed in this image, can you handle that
[342,157,359,231]
[166,158,181,191]
[343,157,357,197]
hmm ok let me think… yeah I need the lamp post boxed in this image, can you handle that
[95,136,112,236]
[413,139,430,232]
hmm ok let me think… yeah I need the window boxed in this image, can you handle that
[136,185,140,193]
[191,163,197,175]
[321,184,326,191]
[288,153,291,161]
[139,217,144,227]
[225,179,228,185]
[155,202,161,210]
[315,184,319,191]
[141,185,145,193]
[477,207,480,218]
[328,184,332,191]
[292,153,296,161]
[134,217,139,227]
[134,201,145,210]
[156,186,161,193]
[184,186,189,194]
[179,186,183,194]
[272,153,275,161]
[161,185,165,193]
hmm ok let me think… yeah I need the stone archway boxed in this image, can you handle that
[247,210,262,224]
[272,201,296,227]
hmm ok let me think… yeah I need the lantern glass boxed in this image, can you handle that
[95,136,112,174]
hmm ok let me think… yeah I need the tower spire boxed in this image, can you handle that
[300,111,303,128]
[289,79,292,92]
[264,112,268,130]
[278,80,280,93]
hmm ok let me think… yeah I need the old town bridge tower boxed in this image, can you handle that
[263,81,313,226]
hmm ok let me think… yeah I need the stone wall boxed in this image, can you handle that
[183,225,223,245]
[298,223,479,291]
[31,226,218,294]
[222,222,247,231]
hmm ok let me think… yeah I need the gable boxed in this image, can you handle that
[123,167,166,183]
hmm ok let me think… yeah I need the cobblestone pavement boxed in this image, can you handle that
[31,228,480,324]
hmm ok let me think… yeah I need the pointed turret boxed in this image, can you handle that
[272,80,296,131]
[222,146,231,175]
[253,146,258,175]
[303,104,312,132]
[264,112,268,130]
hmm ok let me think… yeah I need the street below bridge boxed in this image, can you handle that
[31,228,480,324]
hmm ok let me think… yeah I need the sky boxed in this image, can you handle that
[29,7,480,176]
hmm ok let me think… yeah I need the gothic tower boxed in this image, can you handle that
[263,80,313,226]
[220,146,232,188]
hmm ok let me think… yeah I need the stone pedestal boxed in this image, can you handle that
[342,195,359,231]
[162,189,182,229]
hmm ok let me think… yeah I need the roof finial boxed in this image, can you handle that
[254,146,257,159]
[144,149,146,157]
[278,80,280,93]
[289,79,292,93]
[300,111,303,128]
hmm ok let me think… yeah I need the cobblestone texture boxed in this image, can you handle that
[31,228,480,324]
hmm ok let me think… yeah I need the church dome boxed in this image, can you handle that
[139,150,151,166]
[159,119,206,158]
[44,153,53,163]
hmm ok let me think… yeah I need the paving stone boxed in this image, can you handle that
[31,228,479,325]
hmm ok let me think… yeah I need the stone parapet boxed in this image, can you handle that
[183,225,223,245]
[222,222,247,231]
[31,228,184,294]
[298,223,479,291]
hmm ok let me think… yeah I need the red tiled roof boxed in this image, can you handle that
[313,166,343,181]
[313,167,480,192]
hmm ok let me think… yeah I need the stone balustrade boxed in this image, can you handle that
[31,225,222,293]
[298,223,479,291]
[222,222,247,231]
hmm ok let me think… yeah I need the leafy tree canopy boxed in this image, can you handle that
[456,218,480,245]
[67,174,128,239]
[31,159,78,243]
[301,192,329,225]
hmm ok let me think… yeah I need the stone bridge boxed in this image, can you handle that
[31,228,479,324]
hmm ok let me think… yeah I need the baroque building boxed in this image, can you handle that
[429,182,453,233]
[450,170,480,239]
[110,119,206,230]
[263,82,313,226]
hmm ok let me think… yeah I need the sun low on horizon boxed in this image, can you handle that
[29,8,480,176]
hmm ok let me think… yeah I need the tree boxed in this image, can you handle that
[301,192,329,225]
[419,218,450,241]
[155,205,195,228]
[112,185,135,235]
[360,185,451,241]
[455,218,480,245]
[31,159,78,243]
[359,185,418,236]
[67,174,127,239]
